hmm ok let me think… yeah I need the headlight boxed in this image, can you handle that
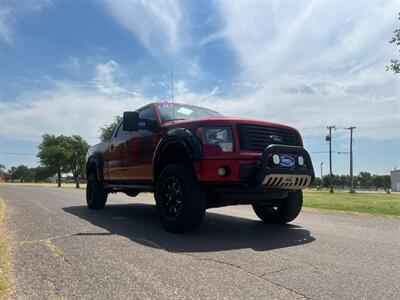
[204,127,233,152]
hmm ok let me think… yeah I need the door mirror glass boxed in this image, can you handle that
[123,111,139,131]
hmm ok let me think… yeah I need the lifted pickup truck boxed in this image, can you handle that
[86,102,314,232]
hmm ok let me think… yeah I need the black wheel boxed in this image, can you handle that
[252,190,303,223]
[86,170,108,209]
[155,164,206,233]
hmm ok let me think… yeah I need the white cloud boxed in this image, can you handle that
[0,83,148,145]
[103,0,186,55]
[0,0,51,45]
[90,60,140,97]
[1,2,399,145]
[0,8,12,44]
[57,56,80,73]
[210,1,400,139]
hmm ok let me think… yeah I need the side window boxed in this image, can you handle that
[138,106,155,121]
[114,122,123,138]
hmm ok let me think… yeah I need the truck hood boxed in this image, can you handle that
[162,116,299,133]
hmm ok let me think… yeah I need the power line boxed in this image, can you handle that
[309,151,348,154]
[0,152,37,156]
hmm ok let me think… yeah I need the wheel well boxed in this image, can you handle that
[86,160,97,179]
[154,143,193,182]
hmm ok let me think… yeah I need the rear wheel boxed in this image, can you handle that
[86,170,108,209]
[155,164,206,233]
[252,190,303,223]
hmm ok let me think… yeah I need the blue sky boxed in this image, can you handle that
[0,0,399,176]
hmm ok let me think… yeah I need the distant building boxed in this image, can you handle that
[391,170,400,192]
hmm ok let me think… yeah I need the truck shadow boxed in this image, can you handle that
[63,203,315,253]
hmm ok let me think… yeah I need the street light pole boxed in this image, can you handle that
[320,162,324,187]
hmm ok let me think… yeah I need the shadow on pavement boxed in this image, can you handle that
[64,203,315,253]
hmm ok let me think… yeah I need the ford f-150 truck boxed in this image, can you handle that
[86,102,314,232]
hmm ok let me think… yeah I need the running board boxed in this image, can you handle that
[103,183,154,192]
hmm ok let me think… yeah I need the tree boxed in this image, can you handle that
[387,12,400,74]
[31,166,53,182]
[356,172,372,189]
[65,135,89,188]
[8,165,31,182]
[313,177,322,186]
[37,134,71,187]
[0,164,6,182]
[99,116,122,141]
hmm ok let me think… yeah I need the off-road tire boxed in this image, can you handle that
[252,190,303,223]
[86,170,108,209]
[155,164,206,233]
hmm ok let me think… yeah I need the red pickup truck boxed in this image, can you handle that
[86,102,314,232]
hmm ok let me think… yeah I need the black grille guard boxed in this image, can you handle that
[249,144,315,188]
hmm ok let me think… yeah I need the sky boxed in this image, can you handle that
[0,0,399,176]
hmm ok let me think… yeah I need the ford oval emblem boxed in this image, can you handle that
[280,155,295,167]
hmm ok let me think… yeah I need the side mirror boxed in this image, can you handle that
[123,111,139,131]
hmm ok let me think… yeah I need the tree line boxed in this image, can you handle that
[0,134,89,188]
[0,117,122,188]
[313,172,391,191]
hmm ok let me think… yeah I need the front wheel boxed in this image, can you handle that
[252,190,303,223]
[155,164,206,233]
[86,170,108,209]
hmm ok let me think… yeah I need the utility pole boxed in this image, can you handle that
[326,126,336,193]
[345,126,356,193]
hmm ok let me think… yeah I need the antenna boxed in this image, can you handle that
[170,64,174,123]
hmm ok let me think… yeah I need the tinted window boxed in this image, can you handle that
[157,103,222,122]
[139,106,155,120]
[114,122,123,138]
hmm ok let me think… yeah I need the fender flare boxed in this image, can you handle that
[86,151,104,181]
[152,128,202,182]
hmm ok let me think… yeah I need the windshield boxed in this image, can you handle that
[156,103,223,122]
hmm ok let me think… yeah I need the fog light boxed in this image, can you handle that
[217,167,226,176]
[272,154,280,165]
[298,156,304,166]
[217,166,231,177]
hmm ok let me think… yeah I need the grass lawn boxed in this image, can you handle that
[0,199,11,299]
[303,190,400,217]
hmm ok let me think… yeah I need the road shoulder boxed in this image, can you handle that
[0,199,12,299]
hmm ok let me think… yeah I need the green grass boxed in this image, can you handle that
[0,199,12,299]
[303,190,400,217]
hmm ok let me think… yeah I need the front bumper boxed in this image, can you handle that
[195,144,314,190]
[246,144,314,189]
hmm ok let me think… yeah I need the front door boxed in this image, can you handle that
[108,106,159,182]
[124,106,158,181]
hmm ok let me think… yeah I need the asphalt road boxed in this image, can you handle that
[0,185,399,300]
